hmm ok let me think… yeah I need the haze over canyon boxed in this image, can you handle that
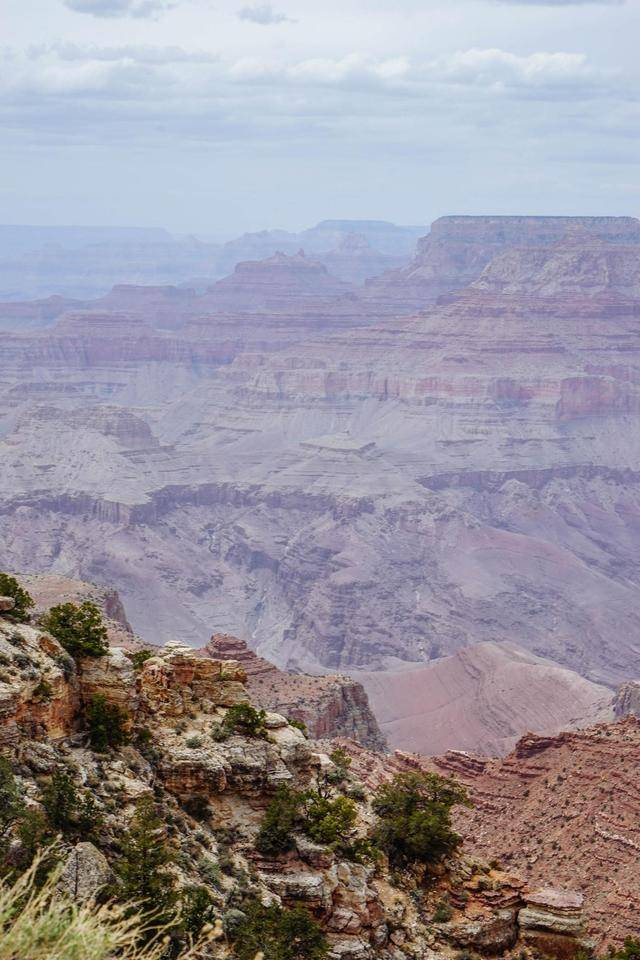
[2,213,640,756]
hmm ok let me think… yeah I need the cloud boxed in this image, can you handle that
[63,0,176,18]
[0,41,630,163]
[495,0,624,5]
[32,42,217,64]
[237,3,293,25]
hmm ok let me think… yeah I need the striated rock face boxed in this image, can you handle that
[137,650,248,720]
[365,214,640,307]
[203,250,355,312]
[431,718,640,946]
[519,889,588,958]
[79,647,139,721]
[205,634,386,750]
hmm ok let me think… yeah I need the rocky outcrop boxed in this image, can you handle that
[365,215,640,308]
[432,718,640,946]
[203,250,355,313]
[0,619,78,745]
[612,680,640,718]
[519,888,587,954]
[137,649,248,720]
[205,634,386,750]
[0,582,621,957]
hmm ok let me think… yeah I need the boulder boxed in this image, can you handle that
[159,744,230,796]
[441,909,518,953]
[0,597,15,614]
[59,842,112,901]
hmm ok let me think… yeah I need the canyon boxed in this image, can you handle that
[2,589,622,958]
[2,215,640,756]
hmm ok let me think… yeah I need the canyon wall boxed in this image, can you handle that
[2,215,640,753]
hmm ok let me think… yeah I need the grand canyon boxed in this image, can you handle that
[2,213,640,758]
[3,212,640,958]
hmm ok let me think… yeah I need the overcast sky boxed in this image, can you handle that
[1,0,638,234]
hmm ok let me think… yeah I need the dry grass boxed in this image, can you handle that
[0,856,220,960]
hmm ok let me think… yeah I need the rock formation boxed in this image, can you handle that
[202,250,355,312]
[205,633,386,749]
[0,592,607,958]
[3,216,640,758]
[612,680,640,718]
[365,214,640,307]
[430,718,640,946]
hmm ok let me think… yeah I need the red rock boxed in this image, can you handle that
[204,634,386,750]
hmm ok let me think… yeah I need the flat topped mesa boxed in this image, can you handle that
[365,213,640,308]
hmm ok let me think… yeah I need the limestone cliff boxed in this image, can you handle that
[0,596,600,959]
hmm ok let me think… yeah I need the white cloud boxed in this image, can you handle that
[432,48,593,88]
[63,0,176,18]
[31,42,217,64]
[237,3,294,24]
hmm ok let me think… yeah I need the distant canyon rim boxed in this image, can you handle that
[2,214,640,756]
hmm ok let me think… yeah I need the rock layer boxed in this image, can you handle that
[3,216,640,756]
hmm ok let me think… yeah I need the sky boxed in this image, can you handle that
[1,0,639,235]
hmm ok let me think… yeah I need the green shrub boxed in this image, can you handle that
[0,758,24,840]
[210,722,230,743]
[39,602,108,659]
[14,809,52,877]
[231,899,328,960]
[41,771,100,840]
[287,718,307,735]
[609,940,640,960]
[222,703,267,738]
[432,898,453,922]
[0,760,56,879]
[86,695,130,752]
[179,885,217,937]
[128,650,153,671]
[184,735,203,749]
[371,771,471,869]
[255,786,302,856]
[329,747,352,772]
[198,856,223,890]
[0,575,34,624]
[116,796,175,924]
[303,794,357,847]
[344,782,366,802]
[31,680,54,703]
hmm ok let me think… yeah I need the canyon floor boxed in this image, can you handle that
[2,215,640,755]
